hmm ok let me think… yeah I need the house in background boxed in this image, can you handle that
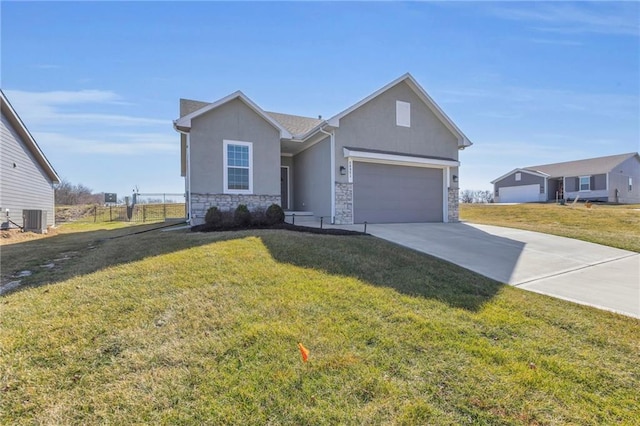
[492,152,640,204]
[174,73,472,225]
[1,90,60,231]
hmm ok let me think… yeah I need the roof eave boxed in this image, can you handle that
[173,91,292,139]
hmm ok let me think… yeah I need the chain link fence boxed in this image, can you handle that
[57,193,186,224]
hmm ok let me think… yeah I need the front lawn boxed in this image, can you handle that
[460,203,640,252]
[1,224,638,424]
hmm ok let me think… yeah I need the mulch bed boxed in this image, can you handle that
[191,222,367,236]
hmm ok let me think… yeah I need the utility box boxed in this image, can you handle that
[23,209,47,233]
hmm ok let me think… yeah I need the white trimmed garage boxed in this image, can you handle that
[497,184,540,203]
[353,162,443,223]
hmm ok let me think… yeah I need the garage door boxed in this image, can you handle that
[353,162,443,223]
[499,184,540,203]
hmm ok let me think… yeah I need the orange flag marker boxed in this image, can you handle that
[298,342,310,362]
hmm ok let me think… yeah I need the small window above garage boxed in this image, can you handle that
[396,101,410,127]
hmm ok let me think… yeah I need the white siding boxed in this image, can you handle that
[1,113,56,228]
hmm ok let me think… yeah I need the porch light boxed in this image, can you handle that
[452,175,458,183]
[340,166,346,175]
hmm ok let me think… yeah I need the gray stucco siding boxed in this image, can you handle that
[334,81,459,186]
[189,98,281,196]
[292,137,331,217]
[1,113,55,228]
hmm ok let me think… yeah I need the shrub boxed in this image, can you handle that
[265,204,285,225]
[251,208,268,226]
[204,206,222,225]
[234,204,251,227]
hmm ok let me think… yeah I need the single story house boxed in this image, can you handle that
[1,90,60,231]
[174,73,472,225]
[492,152,640,204]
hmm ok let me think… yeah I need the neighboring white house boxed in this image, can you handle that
[492,153,640,204]
[1,89,60,231]
[174,73,472,225]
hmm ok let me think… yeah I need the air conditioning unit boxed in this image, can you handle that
[23,209,48,234]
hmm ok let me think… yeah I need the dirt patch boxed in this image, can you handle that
[191,222,367,236]
[0,228,59,245]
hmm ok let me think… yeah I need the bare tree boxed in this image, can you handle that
[55,179,102,205]
[460,189,494,204]
[460,189,475,203]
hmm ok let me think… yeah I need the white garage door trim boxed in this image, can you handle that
[499,184,540,203]
[343,148,457,223]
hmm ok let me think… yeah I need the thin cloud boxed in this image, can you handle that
[4,89,164,127]
[529,38,583,46]
[4,89,174,157]
[491,3,640,37]
[33,131,176,155]
[438,86,638,119]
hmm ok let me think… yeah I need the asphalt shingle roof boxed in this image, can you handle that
[524,153,638,178]
[265,112,323,136]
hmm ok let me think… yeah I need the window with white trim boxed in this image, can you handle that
[579,176,590,191]
[396,101,410,127]
[629,177,633,192]
[223,140,252,194]
[515,172,521,181]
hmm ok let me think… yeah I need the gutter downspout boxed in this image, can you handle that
[174,124,192,225]
[319,126,336,224]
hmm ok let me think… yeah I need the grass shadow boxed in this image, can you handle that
[3,221,505,312]
[258,231,505,312]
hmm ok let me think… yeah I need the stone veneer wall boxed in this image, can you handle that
[334,183,353,225]
[190,193,280,225]
[448,188,459,223]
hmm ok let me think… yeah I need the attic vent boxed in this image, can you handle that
[396,101,410,127]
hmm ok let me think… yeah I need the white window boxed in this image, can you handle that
[396,101,410,127]
[223,140,253,194]
[579,176,591,192]
[629,177,633,192]
[515,172,522,181]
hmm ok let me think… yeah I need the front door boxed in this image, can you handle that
[280,167,289,210]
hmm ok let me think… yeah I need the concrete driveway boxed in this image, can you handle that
[327,222,640,318]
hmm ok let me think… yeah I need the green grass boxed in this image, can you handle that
[1,224,638,424]
[460,203,640,252]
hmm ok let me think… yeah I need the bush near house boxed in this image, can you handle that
[234,204,252,227]
[265,204,285,225]
[204,206,223,225]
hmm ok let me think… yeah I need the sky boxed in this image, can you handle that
[2,1,639,200]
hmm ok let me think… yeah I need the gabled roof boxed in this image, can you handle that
[174,91,293,139]
[524,153,639,178]
[327,73,472,149]
[491,168,549,184]
[1,89,60,184]
[265,111,323,136]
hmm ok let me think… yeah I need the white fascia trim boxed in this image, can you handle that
[175,91,292,139]
[343,148,459,168]
[223,140,254,195]
[327,73,472,148]
[491,168,549,184]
